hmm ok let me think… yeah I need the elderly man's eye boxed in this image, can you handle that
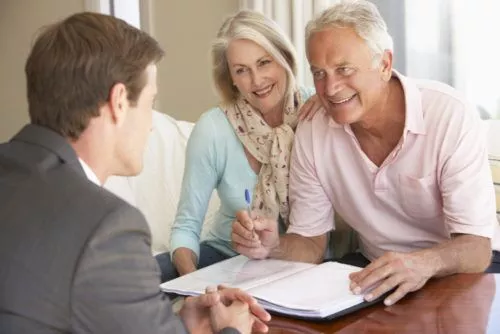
[338,67,354,76]
[313,70,326,80]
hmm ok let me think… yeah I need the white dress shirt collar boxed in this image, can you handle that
[78,158,101,186]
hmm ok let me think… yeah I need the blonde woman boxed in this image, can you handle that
[156,10,321,282]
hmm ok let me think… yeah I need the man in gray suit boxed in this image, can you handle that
[0,12,270,334]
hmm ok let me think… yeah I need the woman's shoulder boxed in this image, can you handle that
[191,106,237,142]
[199,106,240,128]
[197,106,226,127]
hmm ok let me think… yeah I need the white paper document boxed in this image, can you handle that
[160,255,367,320]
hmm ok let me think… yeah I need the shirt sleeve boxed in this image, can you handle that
[170,111,219,260]
[287,120,334,236]
[440,105,497,238]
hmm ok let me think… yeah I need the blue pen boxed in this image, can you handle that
[244,189,256,238]
[244,189,252,214]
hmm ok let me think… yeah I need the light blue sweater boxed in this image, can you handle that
[170,87,315,259]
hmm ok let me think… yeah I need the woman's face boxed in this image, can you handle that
[226,39,288,115]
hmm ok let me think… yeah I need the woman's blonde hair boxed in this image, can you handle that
[211,10,298,104]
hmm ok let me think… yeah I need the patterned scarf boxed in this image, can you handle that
[223,90,304,225]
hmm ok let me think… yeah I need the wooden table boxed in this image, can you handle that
[267,274,499,333]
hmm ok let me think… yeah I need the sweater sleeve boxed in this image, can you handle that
[299,85,316,101]
[170,110,220,261]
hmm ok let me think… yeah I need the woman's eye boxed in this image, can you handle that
[235,68,246,75]
[259,59,271,66]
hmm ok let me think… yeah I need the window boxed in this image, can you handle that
[85,0,141,30]
[404,0,500,119]
[241,0,500,119]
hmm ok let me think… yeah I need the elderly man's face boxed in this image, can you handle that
[307,26,391,125]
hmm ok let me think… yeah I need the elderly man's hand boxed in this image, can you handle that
[349,251,437,306]
[298,94,324,121]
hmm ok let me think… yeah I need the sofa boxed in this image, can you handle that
[104,112,500,256]
[488,120,500,222]
[104,111,220,255]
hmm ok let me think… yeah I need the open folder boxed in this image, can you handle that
[160,255,378,320]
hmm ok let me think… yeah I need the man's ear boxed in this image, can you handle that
[379,50,393,81]
[108,82,129,126]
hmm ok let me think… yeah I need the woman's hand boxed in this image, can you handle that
[231,210,279,259]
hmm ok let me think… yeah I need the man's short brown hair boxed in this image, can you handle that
[25,12,164,139]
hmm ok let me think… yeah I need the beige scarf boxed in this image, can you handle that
[223,90,303,225]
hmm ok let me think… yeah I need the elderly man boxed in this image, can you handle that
[232,0,500,306]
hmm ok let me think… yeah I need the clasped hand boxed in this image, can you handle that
[180,285,271,334]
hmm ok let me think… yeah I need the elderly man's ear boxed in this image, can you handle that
[380,50,393,81]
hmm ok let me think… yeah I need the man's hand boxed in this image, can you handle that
[211,299,253,334]
[298,94,324,121]
[179,286,271,334]
[179,290,217,334]
[231,210,279,259]
[349,251,437,306]
[209,286,271,333]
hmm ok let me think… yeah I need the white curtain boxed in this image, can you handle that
[239,0,339,87]
[405,0,500,118]
[404,0,452,83]
[449,0,500,119]
[242,0,500,119]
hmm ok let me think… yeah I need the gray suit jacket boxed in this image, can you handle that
[0,125,239,334]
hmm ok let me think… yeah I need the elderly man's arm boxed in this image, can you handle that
[349,233,491,306]
[281,120,335,263]
[435,104,496,274]
[430,233,492,275]
[269,233,328,264]
[232,211,328,264]
[268,118,334,263]
[351,103,497,306]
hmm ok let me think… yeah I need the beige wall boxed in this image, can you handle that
[152,1,239,122]
[0,0,85,142]
[0,0,239,142]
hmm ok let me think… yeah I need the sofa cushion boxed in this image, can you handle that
[104,111,220,255]
[487,120,500,220]
[491,158,500,216]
